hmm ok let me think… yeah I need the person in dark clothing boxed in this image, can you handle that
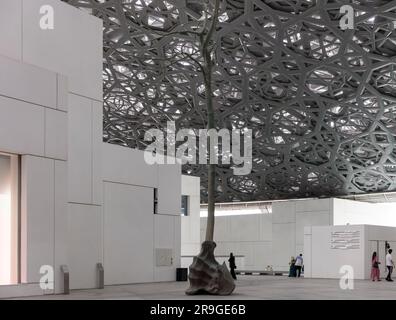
[228,253,237,280]
[288,256,296,277]
[386,249,394,281]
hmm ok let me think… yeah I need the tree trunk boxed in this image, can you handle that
[186,0,234,295]
[202,0,218,241]
[204,52,215,242]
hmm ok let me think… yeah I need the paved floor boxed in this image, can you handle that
[11,276,396,300]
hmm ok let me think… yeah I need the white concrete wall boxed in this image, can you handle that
[272,199,333,271]
[273,198,396,272]
[304,225,365,279]
[8,0,396,295]
[0,0,183,298]
[0,41,69,296]
[194,198,396,273]
[22,0,103,101]
[103,182,154,285]
[304,225,396,280]
[331,199,396,279]
[196,198,333,271]
[181,175,201,260]
[0,0,102,296]
[333,198,396,227]
[102,144,181,284]
[200,214,272,270]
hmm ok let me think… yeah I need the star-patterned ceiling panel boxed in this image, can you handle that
[64,0,396,202]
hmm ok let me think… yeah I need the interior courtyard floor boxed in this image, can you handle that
[7,275,396,300]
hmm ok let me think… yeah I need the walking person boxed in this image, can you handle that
[288,256,296,277]
[386,249,394,282]
[228,253,237,280]
[295,254,303,278]
[371,251,381,281]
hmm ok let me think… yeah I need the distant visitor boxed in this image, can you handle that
[386,249,394,282]
[295,254,303,278]
[371,251,381,281]
[228,253,237,280]
[289,256,296,277]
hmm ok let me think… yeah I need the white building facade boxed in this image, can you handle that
[304,224,396,280]
[199,198,396,273]
[0,0,184,298]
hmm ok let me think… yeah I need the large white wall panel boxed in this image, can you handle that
[200,218,206,241]
[229,215,261,242]
[253,242,272,268]
[181,195,201,255]
[181,175,201,256]
[272,223,295,271]
[188,196,201,241]
[78,13,103,101]
[68,94,92,204]
[154,215,178,281]
[155,215,175,248]
[174,215,181,268]
[200,214,273,270]
[0,96,45,156]
[158,163,181,215]
[22,0,103,101]
[198,199,334,271]
[92,102,103,205]
[272,198,333,271]
[68,204,103,289]
[303,227,312,278]
[181,175,200,196]
[104,182,154,285]
[0,55,57,108]
[306,225,396,280]
[21,156,54,283]
[295,198,331,213]
[102,143,158,187]
[236,243,255,267]
[57,74,68,112]
[0,0,22,60]
[295,212,331,245]
[0,0,104,298]
[259,214,273,242]
[272,201,295,223]
[54,160,68,294]
[45,108,67,160]
[212,216,231,242]
[309,225,365,279]
[333,198,396,227]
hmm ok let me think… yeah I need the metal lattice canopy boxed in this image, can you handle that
[65,0,396,202]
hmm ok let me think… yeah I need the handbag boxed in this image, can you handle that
[373,260,379,268]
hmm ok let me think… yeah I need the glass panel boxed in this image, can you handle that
[181,195,189,216]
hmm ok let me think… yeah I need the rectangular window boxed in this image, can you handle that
[181,195,189,216]
[153,188,158,214]
[0,153,19,286]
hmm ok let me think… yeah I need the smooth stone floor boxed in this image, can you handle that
[8,275,396,300]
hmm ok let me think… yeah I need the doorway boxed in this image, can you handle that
[369,240,396,276]
[0,153,19,285]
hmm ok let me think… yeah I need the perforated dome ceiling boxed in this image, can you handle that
[65,0,396,202]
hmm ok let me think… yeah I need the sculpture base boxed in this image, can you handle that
[185,241,235,295]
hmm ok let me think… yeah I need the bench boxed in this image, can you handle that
[236,270,284,276]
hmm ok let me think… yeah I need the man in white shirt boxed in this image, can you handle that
[386,249,394,282]
[295,254,303,277]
